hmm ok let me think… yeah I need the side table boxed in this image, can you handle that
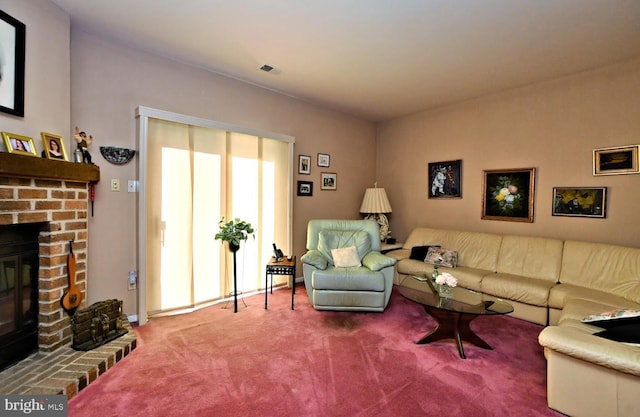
[265,256,296,310]
[380,242,403,254]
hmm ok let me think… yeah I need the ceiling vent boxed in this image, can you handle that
[259,64,274,72]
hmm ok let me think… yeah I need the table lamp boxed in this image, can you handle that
[360,184,392,241]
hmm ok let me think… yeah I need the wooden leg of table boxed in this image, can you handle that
[416,306,492,359]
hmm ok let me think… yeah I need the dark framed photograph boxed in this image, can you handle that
[2,131,37,156]
[593,145,639,176]
[428,159,462,198]
[317,153,330,167]
[298,154,311,174]
[320,172,337,190]
[0,10,26,117]
[297,180,313,196]
[41,132,68,161]
[553,187,607,218]
[482,168,535,223]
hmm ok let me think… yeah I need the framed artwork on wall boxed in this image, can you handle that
[317,153,330,167]
[320,172,337,190]
[428,159,462,198]
[552,187,607,218]
[41,132,68,161]
[482,167,535,223]
[0,10,26,117]
[1,132,36,156]
[297,181,313,196]
[593,145,639,176]
[298,155,311,174]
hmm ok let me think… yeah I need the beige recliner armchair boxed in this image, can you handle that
[301,219,396,312]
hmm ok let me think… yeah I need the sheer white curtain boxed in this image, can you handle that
[144,116,291,317]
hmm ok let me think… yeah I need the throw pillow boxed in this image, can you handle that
[424,246,458,268]
[582,309,640,329]
[594,323,640,344]
[331,246,361,268]
[409,245,440,261]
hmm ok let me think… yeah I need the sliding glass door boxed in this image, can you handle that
[137,108,293,322]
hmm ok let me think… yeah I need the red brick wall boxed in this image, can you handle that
[0,176,89,352]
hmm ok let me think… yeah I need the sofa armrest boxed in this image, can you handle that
[362,251,396,272]
[539,325,640,377]
[301,249,328,270]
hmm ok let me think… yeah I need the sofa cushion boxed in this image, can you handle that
[560,240,640,304]
[548,283,640,311]
[594,324,640,345]
[481,273,555,306]
[582,309,640,329]
[403,227,502,271]
[425,246,458,268]
[331,246,361,268]
[318,230,371,265]
[312,267,385,291]
[496,235,563,281]
[409,245,440,261]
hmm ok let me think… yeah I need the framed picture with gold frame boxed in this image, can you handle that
[552,187,607,218]
[41,132,68,161]
[2,131,37,156]
[482,167,536,223]
[593,145,639,176]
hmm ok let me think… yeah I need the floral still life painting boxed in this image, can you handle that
[482,168,535,222]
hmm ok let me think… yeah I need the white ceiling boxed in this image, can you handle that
[51,0,640,122]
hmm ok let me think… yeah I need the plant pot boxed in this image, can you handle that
[229,242,240,253]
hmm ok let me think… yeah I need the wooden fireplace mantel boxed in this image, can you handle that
[0,152,100,182]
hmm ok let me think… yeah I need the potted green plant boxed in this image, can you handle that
[214,217,255,252]
[214,217,255,313]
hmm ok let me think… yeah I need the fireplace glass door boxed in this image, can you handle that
[0,224,39,371]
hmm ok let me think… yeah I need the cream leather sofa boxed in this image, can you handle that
[387,227,640,417]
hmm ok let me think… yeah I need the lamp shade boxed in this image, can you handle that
[360,187,392,214]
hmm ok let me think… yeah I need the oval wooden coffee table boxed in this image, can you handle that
[399,277,514,359]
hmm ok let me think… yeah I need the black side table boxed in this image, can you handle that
[265,256,296,310]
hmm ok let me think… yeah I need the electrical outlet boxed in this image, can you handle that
[128,270,137,290]
[111,179,120,192]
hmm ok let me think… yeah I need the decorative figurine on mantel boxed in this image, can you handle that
[74,126,94,164]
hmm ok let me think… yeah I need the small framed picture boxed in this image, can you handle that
[41,132,68,161]
[317,153,330,167]
[320,172,337,190]
[482,167,535,223]
[593,145,639,176]
[297,181,313,196]
[298,154,311,175]
[428,159,462,198]
[1,132,37,156]
[553,187,607,218]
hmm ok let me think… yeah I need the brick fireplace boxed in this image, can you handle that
[0,152,100,354]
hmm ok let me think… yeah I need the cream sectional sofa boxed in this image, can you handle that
[387,227,640,417]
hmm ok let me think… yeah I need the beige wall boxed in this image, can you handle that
[70,31,376,315]
[377,58,640,248]
[0,0,70,153]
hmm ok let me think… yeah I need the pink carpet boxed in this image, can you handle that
[68,286,562,417]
